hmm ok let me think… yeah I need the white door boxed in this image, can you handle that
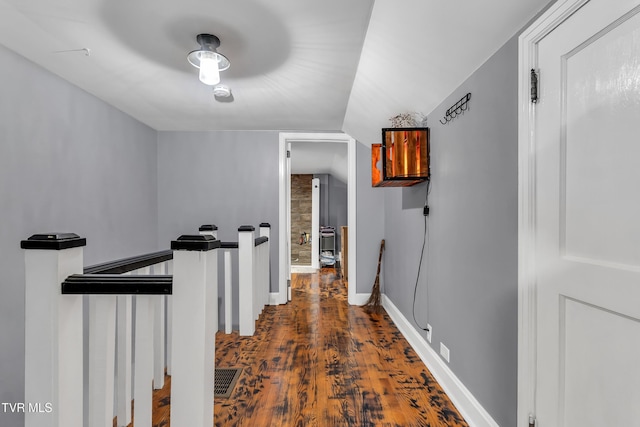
[520,0,640,426]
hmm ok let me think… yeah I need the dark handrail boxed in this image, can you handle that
[84,250,173,275]
[62,274,172,295]
[218,237,267,248]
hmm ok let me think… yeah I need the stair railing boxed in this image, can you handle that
[21,222,271,427]
[21,232,220,427]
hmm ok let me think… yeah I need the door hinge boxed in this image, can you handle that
[529,414,537,427]
[530,69,539,103]
[287,150,291,158]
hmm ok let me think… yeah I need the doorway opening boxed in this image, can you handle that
[289,174,319,272]
[278,133,357,305]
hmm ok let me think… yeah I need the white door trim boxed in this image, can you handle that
[311,177,320,270]
[517,1,591,426]
[278,132,357,305]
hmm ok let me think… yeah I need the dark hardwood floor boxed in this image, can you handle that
[133,268,469,427]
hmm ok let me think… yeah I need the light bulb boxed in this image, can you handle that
[198,51,220,86]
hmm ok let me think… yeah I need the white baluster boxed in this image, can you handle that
[133,294,154,427]
[224,249,233,334]
[88,295,117,427]
[116,290,132,427]
[166,260,173,376]
[152,263,166,390]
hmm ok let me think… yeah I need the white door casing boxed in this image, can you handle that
[287,141,292,300]
[519,1,640,426]
[278,133,357,305]
[311,177,320,270]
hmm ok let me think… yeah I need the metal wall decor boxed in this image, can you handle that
[439,92,471,124]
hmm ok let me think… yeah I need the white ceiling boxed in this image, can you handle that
[0,0,551,138]
[0,0,374,131]
[290,141,348,182]
[344,0,552,144]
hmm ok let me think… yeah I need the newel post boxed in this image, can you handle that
[259,223,271,309]
[199,224,218,239]
[199,224,220,332]
[238,225,255,336]
[170,234,220,427]
[21,233,86,427]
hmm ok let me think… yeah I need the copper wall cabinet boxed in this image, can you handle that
[372,127,429,187]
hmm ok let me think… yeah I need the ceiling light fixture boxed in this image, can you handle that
[187,34,230,86]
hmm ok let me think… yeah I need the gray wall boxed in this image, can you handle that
[317,174,330,227]
[356,141,386,294]
[382,36,519,427]
[157,131,280,329]
[315,173,348,254]
[0,45,159,426]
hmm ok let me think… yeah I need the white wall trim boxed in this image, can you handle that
[517,1,591,426]
[346,134,357,305]
[291,266,318,274]
[382,294,499,427]
[311,177,320,269]
[279,132,357,305]
[269,292,280,306]
[278,134,289,305]
[351,292,370,306]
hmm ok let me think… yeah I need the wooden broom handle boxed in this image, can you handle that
[376,239,385,276]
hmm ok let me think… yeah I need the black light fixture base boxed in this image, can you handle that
[196,33,221,49]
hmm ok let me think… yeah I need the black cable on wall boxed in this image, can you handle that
[412,179,431,332]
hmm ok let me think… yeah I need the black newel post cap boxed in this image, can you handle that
[259,223,271,228]
[21,233,87,250]
[238,225,255,232]
[254,236,269,246]
[171,234,221,251]
[199,224,218,231]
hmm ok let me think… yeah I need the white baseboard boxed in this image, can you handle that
[269,292,281,306]
[272,291,369,306]
[291,265,318,273]
[351,292,371,306]
[382,294,499,427]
